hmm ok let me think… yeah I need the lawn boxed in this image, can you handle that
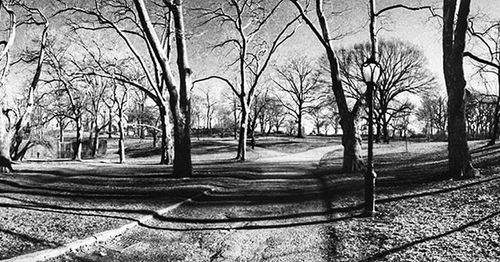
[1,136,499,261]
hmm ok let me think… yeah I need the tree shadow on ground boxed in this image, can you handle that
[2,160,499,230]
[358,209,500,262]
[3,141,500,260]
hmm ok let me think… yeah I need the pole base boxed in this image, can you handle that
[361,209,377,217]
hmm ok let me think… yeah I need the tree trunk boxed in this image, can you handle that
[92,119,99,158]
[108,109,113,138]
[59,122,64,143]
[0,113,13,172]
[488,73,500,146]
[159,107,173,165]
[447,90,476,178]
[443,0,478,179]
[297,109,304,138]
[152,129,158,148]
[236,104,249,161]
[73,117,82,161]
[118,109,126,164]
[382,117,390,143]
[341,115,364,172]
[375,120,381,143]
[170,101,192,177]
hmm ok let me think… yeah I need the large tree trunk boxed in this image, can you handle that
[341,115,364,172]
[134,0,193,176]
[443,0,478,179]
[73,117,82,161]
[159,107,173,165]
[169,100,192,176]
[447,89,476,177]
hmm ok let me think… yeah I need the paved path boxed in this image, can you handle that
[45,145,347,262]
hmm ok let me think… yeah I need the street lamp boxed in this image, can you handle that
[361,58,381,216]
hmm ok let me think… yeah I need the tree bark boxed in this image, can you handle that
[134,0,192,176]
[443,0,478,178]
[236,104,249,161]
[382,116,390,143]
[73,117,82,161]
[0,113,13,172]
[488,72,500,145]
[92,119,99,158]
[297,108,304,138]
[108,109,113,138]
[341,115,364,172]
[290,0,364,172]
[118,108,126,163]
[159,107,173,165]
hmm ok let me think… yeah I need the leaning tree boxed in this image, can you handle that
[290,0,365,172]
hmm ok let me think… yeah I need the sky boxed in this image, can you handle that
[2,0,500,117]
[186,0,500,133]
[274,0,500,95]
[186,0,498,100]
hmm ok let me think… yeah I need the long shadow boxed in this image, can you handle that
[359,209,500,262]
[0,228,61,260]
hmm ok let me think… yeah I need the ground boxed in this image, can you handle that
[1,136,499,261]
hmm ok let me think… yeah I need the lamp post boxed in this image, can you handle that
[361,58,381,216]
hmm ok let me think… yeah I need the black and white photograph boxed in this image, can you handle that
[0,0,499,261]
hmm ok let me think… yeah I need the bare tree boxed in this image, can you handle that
[83,75,110,158]
[58,0,194,176]
[465,89,496,139]
[45,45,89,161]
[309,104,336,136]
[193,0,299,160]
[333,39,436,143]
[0,1,48,171]
[290,0,364,172]
[464,18,500,145]
[417,91,447,139]
[274,56,322,138]
[443,0,479,178]
[199,86,218,130]
[248,87,271,148]
[266,97,288,135]
[112,79,129,163]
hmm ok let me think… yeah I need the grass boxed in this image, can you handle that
[1,136,499,261]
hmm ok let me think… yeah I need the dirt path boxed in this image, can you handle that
[256,144,342,164]
[6,139,500,261]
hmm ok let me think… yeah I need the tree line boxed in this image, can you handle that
[0,0,496,180]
